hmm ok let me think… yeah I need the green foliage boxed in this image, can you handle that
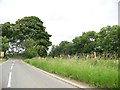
[37,45,47,57]
[0,22,13,53]
[25,58,118,88]
[22,38,37,58]
[49,41,75,57]
[49,25,119,59]
[14,16,51,43]
[118,26,120,57]
[22,48,37,58]
[0,36,9,52]
[23,38,36,49]
[1,16,52,58]
[96,26,119,53]
[14,16,52,58]
[1,22,14,39]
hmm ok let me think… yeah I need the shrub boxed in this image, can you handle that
[22,48,37,58]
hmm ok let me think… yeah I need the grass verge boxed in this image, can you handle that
[0,56,9,62]
[24,57,118,88]
[0,58,6,62]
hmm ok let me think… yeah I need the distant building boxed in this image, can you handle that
[7,42,25,55]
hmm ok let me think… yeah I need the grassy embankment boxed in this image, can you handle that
[0,56,9,62]
[0,58,6,62]
[24,57,118,88]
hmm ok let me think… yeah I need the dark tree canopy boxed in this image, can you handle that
[49,25,120,59]
[1,16,52,58]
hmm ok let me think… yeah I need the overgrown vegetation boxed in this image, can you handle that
[0,59,4,62]
[49,25,120,59]
[24,57,118,88]
[0,57,7,62]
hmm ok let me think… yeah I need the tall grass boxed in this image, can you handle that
[24,57,118,88]
[0,58,6,62]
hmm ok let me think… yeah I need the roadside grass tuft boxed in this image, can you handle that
[0,58,6,62]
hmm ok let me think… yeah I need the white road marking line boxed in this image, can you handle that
[7,72,12,88]
[10,63,14,70]
[7,62,14,88]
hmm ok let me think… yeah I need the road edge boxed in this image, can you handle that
[0,60,8,65]
[21,60,94,89]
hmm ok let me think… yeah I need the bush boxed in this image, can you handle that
[4,56,9,60]
[22,48,37,58]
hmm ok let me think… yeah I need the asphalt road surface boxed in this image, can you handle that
[0,58,79,89]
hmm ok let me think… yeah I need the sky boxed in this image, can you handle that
[0,0,119,45]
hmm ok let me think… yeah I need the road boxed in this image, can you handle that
[0,58,82,89]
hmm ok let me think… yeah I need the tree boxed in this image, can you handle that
[49,25,119,59]
[22,48,37,58]
[0,16,52,58]
[0,36,9,52]
[14,16,52,57]
[96,25,119,55]
[118,26,120,58]
[1,22,14,40]
[72,31,97,54]
[49,41,75,57]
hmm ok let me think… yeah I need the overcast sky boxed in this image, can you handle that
[0,0,119,45]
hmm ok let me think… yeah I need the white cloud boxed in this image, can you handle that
[0,0,119,45]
